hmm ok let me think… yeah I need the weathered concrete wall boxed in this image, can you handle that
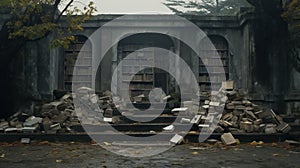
[2,7,299,115]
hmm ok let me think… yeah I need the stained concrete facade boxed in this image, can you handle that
[1,7,300,115]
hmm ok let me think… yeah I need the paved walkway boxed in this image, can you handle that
[0,142,299,168]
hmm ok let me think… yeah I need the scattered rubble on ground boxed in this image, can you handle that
[0,81,296,147]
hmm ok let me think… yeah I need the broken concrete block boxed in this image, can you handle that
[104,108,113,118]
[276,122,291,133]
[259,124,266,132]
[209,102,220,107]
[284,140,300,146]
[22,126,38,133]
[170,134,184,144]
[89,94,98,104]
[214,126,224,133]
[223,120,233,127]
[77,87,95,94]
[0,121,9,131]
[204,100,210,105]
[202,105,210,109]
[99,96,111,100]
[190,115,202,125]
[132,94,145,102]
[221,133,237,145]
[222,81,234,90]
[198,124,210,128]
[61,94,72,101]
[232,101,242,105]
[245,110,257,121]
[9,118,20,127]
[202,115,214,123]
[235,105,246,110]
[42,117,52,131]
[171,108,188,113]
[163,125,175,132]
[253,125,260,132]
[23,117,43,127]
[4,128,19,133]
[242,100,252,106]
[50,101,67,111]
[103,117,113,123]
[222,113,233,121]
[52,113,68,124]
[254,110,265,119]
[240,121,254,133]
[21,138,30,144]
[253,119,262,125]
[270,109,282,124]
[225,103,235,110]
[50,123,61,131]
[265,124,277,134]
[163,95,171,101]
[180,118,191,124]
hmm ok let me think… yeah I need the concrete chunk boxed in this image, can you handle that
[198,124,210,128]
[190,115,202,125]
[265,124,277,134]
[209,102,220,107]
[22,126,38,133]
[214,126,224,133]
[163,125,175,132]
[170,134,184,144]
[222,81,234,90]
[89,94,98,104]
[0,121,9,131]
[180,118,191,124]
[171,108,188,112]
[23,117,43,127]
[50,123,61,131]
[21,138,30,144]
[276,122,291,133]
[221,133,237,145]
[163,95,171,101]
[103,117,113,123]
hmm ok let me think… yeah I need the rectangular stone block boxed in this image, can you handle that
[221,133,237,145]
[170,134,184,144]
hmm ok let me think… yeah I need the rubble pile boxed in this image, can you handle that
[0,83,293,136]
[195,81,292,134]
[0,93,76,133]
[0,87,119,134]
[75,87,120,124]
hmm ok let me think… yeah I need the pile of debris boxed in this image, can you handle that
[0,93,77,133]
[0,82,292,136]
[194,81,292,134]
[0,87,118,134]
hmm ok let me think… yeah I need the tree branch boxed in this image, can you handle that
[51,0,62,22]
[55,0,74,24]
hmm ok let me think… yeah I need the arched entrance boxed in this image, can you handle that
[117,33,175,101]
[199,35,229,93]
[64,35,92,91]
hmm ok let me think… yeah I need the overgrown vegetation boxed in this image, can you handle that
[164,0,251,15]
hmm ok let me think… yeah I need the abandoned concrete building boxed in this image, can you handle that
[1,6,300,116]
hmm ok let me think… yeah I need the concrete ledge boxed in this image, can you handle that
[0,132,299,143]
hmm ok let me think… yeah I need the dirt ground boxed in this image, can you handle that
[0,141,299,168]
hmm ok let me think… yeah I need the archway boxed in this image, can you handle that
[63,35,92,91]
[117,33,175,101]
[199,35,229,93]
